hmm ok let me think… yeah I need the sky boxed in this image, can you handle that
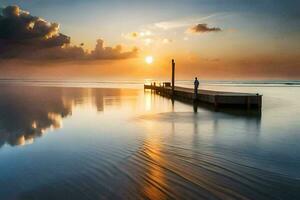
[0,0,299,80]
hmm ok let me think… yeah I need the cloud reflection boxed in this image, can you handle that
[0,86,72,147]
[0,86,137,148]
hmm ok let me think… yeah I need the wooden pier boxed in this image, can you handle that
[144,59,262,112]
[144,84,262,110]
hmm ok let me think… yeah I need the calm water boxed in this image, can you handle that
[0,83,299,200]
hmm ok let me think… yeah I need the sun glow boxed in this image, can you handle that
[145,56,154,64]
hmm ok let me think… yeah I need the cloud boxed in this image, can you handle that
[128,32,142,39]
[0,5,70,57]
[130,32,138,38]
[124,30,174,46]
[162,38,172,44]
[122,32,139,40]
[122,31,152,40]
[90,39,138,59]
[153,14,223,30]
[187,24,222,34]
[0,5,138,60]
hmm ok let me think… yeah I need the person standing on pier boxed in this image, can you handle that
[194,77,199,98]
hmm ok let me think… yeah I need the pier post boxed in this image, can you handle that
[214,95,219,111]
[257,94,262,115]
[247,96,251,110]
[172,59,175,95]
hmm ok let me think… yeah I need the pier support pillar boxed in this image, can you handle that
[214,95,219,111]
[247,97,251,110]
[172,59,175,95]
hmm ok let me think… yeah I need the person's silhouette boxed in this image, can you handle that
[194,77,199,97]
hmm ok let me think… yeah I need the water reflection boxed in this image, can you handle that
[136,106,298,199]
[0,86,138,148]
[0,85,299,200]
[0,86,71,147]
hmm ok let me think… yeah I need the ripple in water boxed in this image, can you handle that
[0,85,299,199]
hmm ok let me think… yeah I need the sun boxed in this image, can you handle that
[145,56,154,64]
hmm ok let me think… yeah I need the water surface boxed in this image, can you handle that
[0,83,299,200]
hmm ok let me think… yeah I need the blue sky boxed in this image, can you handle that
[1,0,299,38]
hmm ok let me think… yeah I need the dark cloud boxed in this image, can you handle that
[0,5,70,57]
[188,23,221,34]
[0,5,138,60]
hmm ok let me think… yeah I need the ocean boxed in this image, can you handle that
[0,80,299,199]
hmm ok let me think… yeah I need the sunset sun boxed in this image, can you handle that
[145,56,154,64]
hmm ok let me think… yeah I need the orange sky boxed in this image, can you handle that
[0,1,299,80]
[1,53,299,80]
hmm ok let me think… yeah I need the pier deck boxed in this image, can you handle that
[144,84,262,110]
